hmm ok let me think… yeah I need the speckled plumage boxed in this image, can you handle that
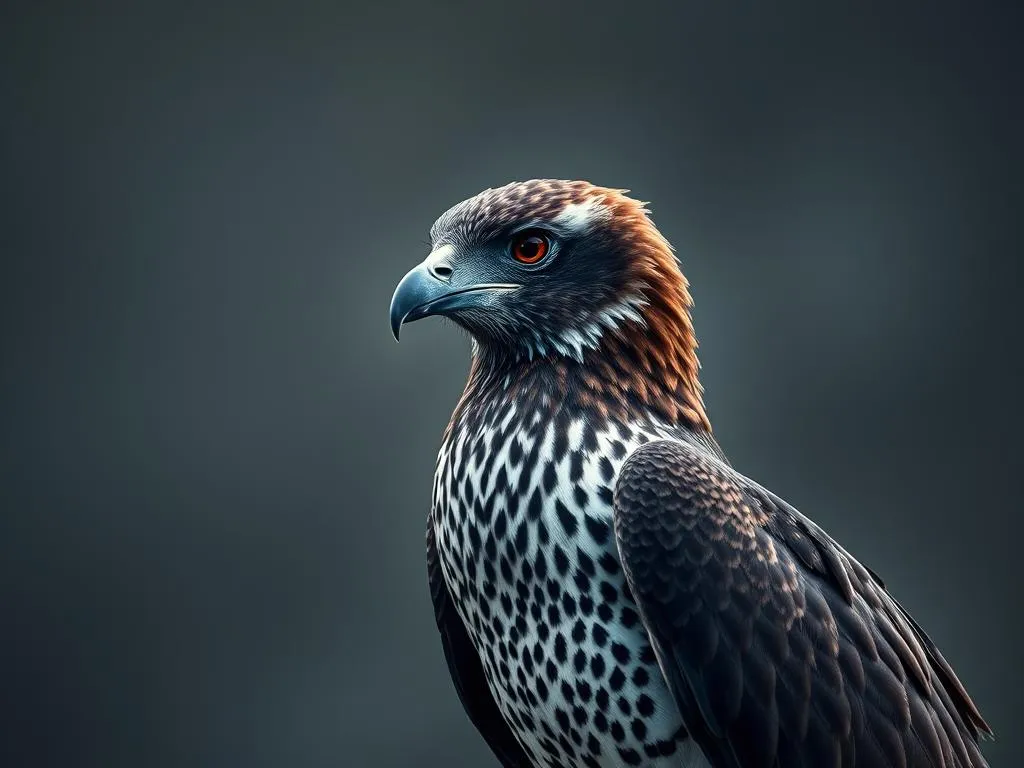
[394,180,991,767]
[433,392,707,766]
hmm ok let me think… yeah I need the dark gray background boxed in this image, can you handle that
[2,1,1021,766]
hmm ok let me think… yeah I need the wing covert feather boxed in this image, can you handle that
[612,439,989,768]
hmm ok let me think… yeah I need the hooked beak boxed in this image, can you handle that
[389,256,519,341]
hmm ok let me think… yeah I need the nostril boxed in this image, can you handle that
[431,263,454,280]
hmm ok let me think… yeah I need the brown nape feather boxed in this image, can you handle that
[580,187,710,433]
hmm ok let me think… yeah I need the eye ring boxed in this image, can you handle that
[511,230,550,265]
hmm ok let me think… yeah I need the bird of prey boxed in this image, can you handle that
[389,180,991,767]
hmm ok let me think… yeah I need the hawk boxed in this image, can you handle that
[389,180,991,767]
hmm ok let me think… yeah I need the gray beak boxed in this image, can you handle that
[389,250,519,341]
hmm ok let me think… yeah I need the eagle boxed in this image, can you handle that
[389,180,991,767]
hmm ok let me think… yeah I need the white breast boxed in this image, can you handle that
[433,410,711,767]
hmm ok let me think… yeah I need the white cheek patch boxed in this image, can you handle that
[551,197,611,234]
[545,293,650,363]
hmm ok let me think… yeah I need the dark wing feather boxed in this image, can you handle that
[613,439,990,768]
[427,518,533,767]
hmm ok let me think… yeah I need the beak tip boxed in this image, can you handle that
[389,291,406,343]
[390,263,430,344]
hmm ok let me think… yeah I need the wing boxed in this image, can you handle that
[613,439,991,768]
[426,518,533,767]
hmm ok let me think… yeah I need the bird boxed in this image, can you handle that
[389,179,992,767]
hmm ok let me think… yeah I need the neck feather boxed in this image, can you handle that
[459,285,710,435]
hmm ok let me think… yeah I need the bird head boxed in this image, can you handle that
[390,180,709,430]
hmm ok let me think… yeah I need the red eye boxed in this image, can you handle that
[511,231,549,264]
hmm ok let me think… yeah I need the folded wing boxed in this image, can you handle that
[612,440,990,768]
